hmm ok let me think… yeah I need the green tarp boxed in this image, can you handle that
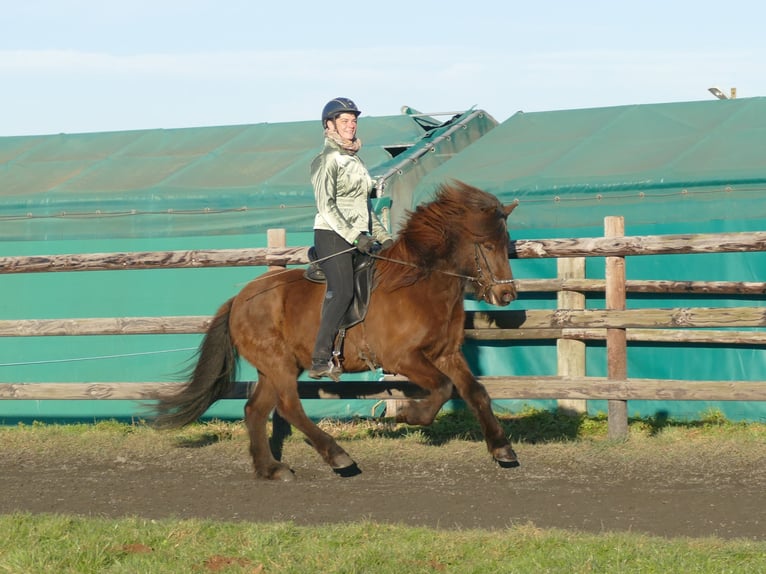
[414,97,766,230]
[0,110,495,241]
[3,98,765,423]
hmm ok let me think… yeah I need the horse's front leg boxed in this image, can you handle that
[438,353,519,468]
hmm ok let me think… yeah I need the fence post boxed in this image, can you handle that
[267,229,287,271]
[605,217,628,438]
[557,257,587,415]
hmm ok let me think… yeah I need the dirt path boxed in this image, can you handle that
[2,430,764,540]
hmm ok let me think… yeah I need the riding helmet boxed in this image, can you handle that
[321,97,361,126]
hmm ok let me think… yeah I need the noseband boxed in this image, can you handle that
[472,243,516,301]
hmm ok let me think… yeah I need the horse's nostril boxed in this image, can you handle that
[502,290,516,303]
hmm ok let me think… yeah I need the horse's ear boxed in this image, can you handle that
[503,199,520,218]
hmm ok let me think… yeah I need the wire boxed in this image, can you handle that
[0,205,314,222]
[0,347,197,368]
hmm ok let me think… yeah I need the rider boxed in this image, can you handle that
[308,97,393,380]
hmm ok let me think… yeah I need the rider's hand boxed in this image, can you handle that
[354,233,375,254]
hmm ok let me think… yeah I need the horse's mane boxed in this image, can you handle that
[375,180,505,292]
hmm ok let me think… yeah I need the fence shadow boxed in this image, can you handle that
[361,408,586,446]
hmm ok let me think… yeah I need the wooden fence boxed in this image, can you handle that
[2,219,766,437]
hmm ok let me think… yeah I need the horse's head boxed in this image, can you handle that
[379,181,519,304]
[468,197,519,307]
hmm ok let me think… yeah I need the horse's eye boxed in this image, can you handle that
[483,242,495,252]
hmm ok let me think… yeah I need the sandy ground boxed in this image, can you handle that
[2,425,764,540]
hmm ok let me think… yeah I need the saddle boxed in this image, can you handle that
[304,246,375,330]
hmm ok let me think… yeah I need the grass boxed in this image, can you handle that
[319,406,766,449]
[2,407,762,449]
[2,513,766,574]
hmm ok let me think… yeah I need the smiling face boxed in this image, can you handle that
[329,112,358,140]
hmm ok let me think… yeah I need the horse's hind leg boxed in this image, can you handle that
[269,409,292,463]
[244,378,295,481]
[391,350,455,426]
[276,385,360,477]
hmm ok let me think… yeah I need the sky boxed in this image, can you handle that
[1,0,763,136]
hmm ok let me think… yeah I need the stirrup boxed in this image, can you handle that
[308,359,341,382]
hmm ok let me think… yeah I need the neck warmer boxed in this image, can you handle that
[325,127,362,154]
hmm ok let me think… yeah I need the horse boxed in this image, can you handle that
[153,180,520,481]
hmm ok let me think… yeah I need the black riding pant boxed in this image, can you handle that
[312,229,356,362]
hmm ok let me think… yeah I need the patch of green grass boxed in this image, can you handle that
[339,406,766,447]
[4,408,764,449]
[1,514,765,574]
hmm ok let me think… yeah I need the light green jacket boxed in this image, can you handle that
[311,137,392,245]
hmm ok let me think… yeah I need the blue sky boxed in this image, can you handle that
[1,0,762,136]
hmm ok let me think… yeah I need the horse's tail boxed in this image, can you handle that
[152,298,238,429]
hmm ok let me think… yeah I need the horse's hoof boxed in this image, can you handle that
[256,466,296,482]
[274,468,297,481]
[333,462,362,478]
[493,446,520,469]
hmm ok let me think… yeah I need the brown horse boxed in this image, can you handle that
[153,180,520,480]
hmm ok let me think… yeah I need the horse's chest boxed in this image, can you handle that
[427,301,465,351]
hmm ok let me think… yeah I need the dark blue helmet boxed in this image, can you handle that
[321,97,360,127]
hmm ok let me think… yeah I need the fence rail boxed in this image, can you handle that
[2,307,765,337]
[3,378,766,403]
[1,231,765,274]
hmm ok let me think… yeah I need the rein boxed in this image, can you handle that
[371,242,516,291]
[243,242,514,303]
[370,253,473,282]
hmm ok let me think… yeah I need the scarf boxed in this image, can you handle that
[325,127,362,154]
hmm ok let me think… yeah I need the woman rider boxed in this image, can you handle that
[308,97,393,380]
